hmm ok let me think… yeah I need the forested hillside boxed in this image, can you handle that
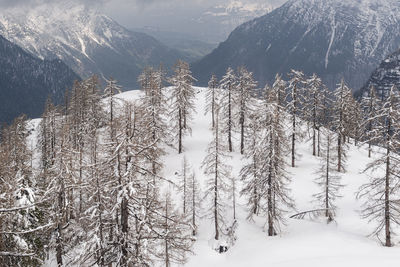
[0,35,79,124]
[1,62,400,266]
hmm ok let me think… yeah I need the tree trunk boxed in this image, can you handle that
[338,133,342,173]
[121,197,128,266]
[291,115,296,168]
[192,177,197,236]
[179,108,183,154]
[240,113,244,155]
[228,85,233,152]
[385,120,391,247]
[325,138,330,221]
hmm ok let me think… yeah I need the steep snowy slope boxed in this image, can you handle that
[36,86,400,266]
[357,48,400,99]
[0,3,184,88]
[193,0,400,90]
[119,87,400,267]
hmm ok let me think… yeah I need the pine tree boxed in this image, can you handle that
[304,74,327,156]
[240,107,263,220]
[358,85,400,247]
[286,70,306,167]
[186,171,201,236]
[205,74,218,129]
[179,156,191,215]
[271,74,287,111]
[261,88,294,236]
[169,60,197,154]
[156,192,193,267]
[202,101,232,241]
[236,66,257,155]
[0,116,49,266]
[332,79,352,173]
[139,67,169,177]
[313,128,343,223]
[219,67,237,153]
[361,85,380,158]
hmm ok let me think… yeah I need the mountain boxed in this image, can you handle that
[133,27,217,62]
[0,3,184,89]
[357,48,400,98]
[196,0,273,42]
[0,35,79,124]
[192,0,400,90]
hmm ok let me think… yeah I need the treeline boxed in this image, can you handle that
[0,61,197,266]
[1,60,400,266]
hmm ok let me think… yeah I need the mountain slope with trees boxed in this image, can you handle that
[192,0,400,90]
[0,35,79,124]
[1,63,400,266]
[357,48,400,99]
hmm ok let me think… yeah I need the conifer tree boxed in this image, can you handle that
[169,60,196,154]
[236,66,257,155]
[240,106,263,219]
[261,88,294,235]
[332,79,352,172]
[286,70,306,167]
[202,101,232,241]
[219,67,237,152]
[313,128,343,223]
[156,192,193,267]
[205,74,218,129]
[304,74,326,156]
[361,85,380,158]
[358,85,400,247]
[186,171,200,236]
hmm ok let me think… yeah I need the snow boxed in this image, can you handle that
[117,87,400,266]
[37,86,400,266]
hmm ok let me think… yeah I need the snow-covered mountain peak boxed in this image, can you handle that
[0,2,183,88]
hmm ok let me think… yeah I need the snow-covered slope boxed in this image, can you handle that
[32,85,400,266]
[193,0,400,90]
[0,3,183,88]
[107,88,400,266]
[357,48,400,99]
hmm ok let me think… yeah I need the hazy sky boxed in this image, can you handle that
[0,0,286,41]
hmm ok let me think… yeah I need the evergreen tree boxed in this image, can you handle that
[261,88,294,236]
[358,85,400,247]
[235,66,257,155]
[313,128,343,223]
[156,192,193,267]
[240,106,263,220]
[361,85,380,158]
[332,79,352,173]
[205,74,219,129]
[169,60,197,154]
[286,70,306,167]
[202,101,232,241]
[219,67,237,153]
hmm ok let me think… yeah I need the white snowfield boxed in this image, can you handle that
[41,87,399,266]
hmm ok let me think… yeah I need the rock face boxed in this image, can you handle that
[357,49,400,99]
[0,3,184,89]
[0,35,80,124]
[192,0,400,90]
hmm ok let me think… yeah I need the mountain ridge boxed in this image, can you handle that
[0,34,80,123]
[0,4,185,88]
[192,0,400,90]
